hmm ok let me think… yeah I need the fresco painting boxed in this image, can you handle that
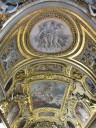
[30,81,66,109]
[30,18,72,53]
[85,76,96,95]
[76,102,90,123]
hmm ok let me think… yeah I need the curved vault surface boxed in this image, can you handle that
[0,0,96,128]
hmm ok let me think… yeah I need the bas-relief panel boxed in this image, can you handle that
[30,81,66,109]
[30,18,72,53]
[76,102,90,123]
[33,64,63,72]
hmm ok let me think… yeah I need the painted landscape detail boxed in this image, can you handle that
[30,81,66,109]
[30,18,72,53]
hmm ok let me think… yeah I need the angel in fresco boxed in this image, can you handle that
[35,21,69,50]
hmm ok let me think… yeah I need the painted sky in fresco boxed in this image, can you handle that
[30,81,66,109]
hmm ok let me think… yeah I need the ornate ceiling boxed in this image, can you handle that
[0,0,96,128]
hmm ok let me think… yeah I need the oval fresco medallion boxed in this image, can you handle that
[30,18,72,53]
[19,8,80,57]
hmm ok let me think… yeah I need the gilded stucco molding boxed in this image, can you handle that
[0,1,96,128]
